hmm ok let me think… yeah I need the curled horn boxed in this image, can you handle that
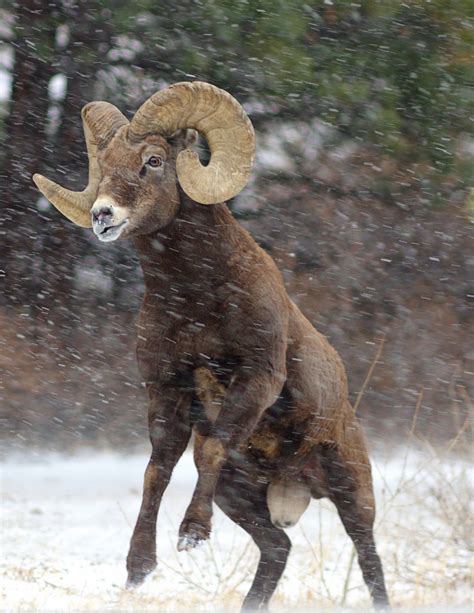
[128,81,256,205]
[33,103,129,227]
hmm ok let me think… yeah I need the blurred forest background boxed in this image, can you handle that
[0,0,472,452]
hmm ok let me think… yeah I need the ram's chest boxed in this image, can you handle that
[136,307,225,385]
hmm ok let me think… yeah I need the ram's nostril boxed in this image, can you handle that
[93,206,113,223]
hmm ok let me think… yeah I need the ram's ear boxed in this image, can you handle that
[168,128,198,150]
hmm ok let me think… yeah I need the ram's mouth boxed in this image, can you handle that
[93,219,129,242]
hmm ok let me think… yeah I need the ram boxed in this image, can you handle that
[33,81,389,611]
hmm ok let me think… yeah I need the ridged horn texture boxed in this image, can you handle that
[32,102,128,227]
[129,81,256,205]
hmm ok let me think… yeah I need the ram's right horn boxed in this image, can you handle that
[33,102,128,227]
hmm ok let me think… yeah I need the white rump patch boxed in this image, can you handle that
[267,479,311,528]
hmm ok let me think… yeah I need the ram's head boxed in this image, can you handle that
[33,82,255,242]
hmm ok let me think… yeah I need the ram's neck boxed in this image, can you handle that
[133,195,246,296]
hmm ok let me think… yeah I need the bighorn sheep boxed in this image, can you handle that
[33,81,389,610]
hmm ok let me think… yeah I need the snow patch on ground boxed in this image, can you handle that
[1,447,472,611]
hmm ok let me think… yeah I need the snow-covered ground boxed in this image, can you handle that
[1,445,472,612]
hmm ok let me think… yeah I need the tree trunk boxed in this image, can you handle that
[40,3,113,323]
[0,1,58,307]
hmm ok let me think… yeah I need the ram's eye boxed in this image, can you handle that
[147,155,163,168]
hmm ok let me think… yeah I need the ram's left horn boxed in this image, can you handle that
[129,81,255,205]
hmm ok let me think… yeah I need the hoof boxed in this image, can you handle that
[178,518,210,551]
[241,596,268,612]
[125,555,156,588]
[177,534,206,552]
[125,572,146,589]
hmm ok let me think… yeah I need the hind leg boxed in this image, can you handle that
[320,414,389,608]
[215,464,291,612]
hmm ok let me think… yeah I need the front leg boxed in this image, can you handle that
[178,364,285,551]
[127,384,192,586]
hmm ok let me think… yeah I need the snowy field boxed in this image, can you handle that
[1,444,472,612]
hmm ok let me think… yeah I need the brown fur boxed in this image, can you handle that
[62,127,389,609]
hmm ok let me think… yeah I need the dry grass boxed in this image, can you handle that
[2,436,472,612]
[2,352,472,611]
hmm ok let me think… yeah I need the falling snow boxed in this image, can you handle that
[1,2,472,612]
